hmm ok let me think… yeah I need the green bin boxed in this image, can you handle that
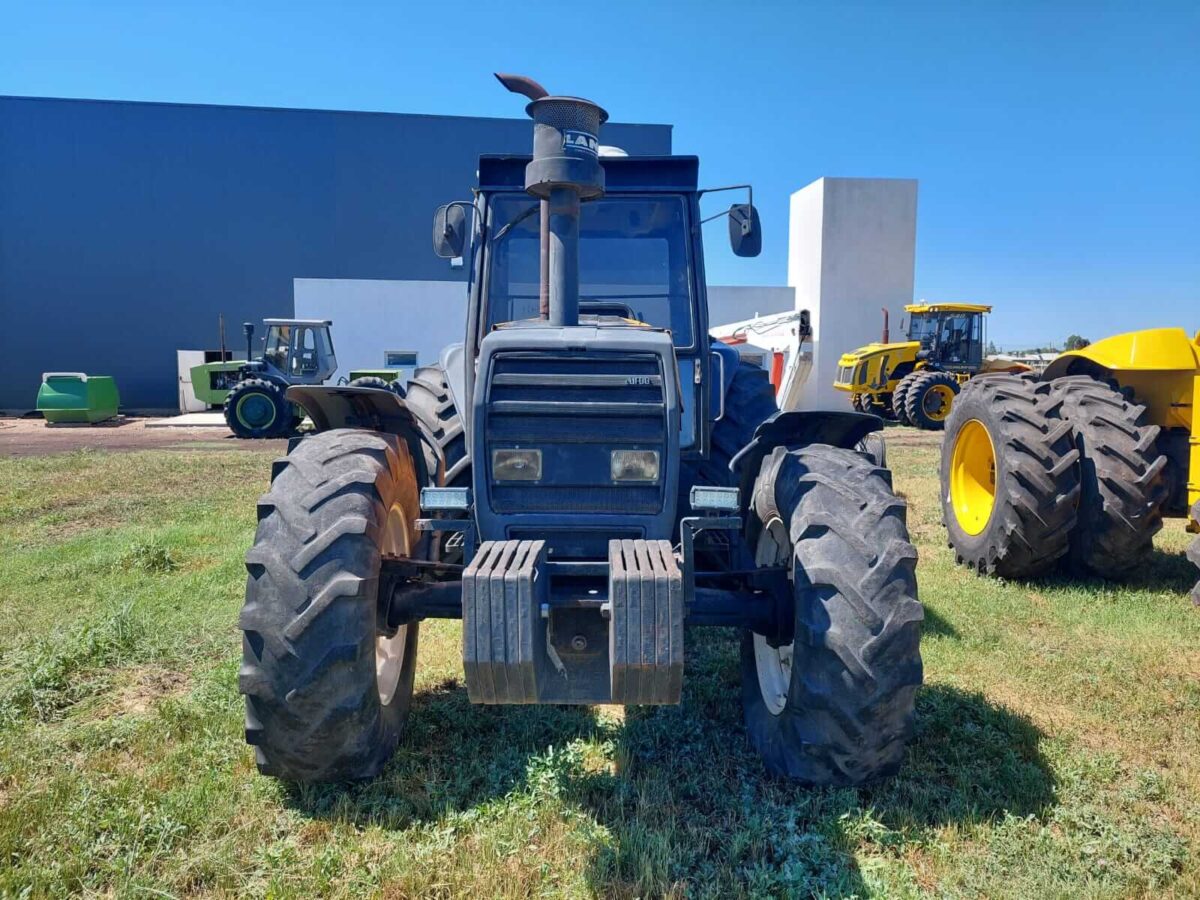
[36,372,121,424]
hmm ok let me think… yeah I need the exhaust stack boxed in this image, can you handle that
[496,73,608,328]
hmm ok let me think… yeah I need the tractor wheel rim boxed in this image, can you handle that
[236,392,277,429]
[753,516,793,716]
[376,504,411,706]
[950,418,997,536]
[923,384,956,420]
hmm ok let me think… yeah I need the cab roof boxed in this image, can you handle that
[478,155,699,193]
[904,303,992,314]
[263,318,332,326]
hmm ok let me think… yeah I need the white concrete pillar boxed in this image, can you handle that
[788,177,918,410]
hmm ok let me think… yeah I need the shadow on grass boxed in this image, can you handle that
[286,633,1057,896]
[921,604,959,638]
[1122,546,1199,596]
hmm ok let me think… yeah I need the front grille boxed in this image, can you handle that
[485,352,668,515]
[836,365,855,386]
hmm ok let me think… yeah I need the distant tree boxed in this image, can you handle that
[985,340,1000,355]
[1065,334,1091,350]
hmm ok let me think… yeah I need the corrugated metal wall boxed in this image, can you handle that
[0,96,671,411]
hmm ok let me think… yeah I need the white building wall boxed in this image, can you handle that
[789,178,918,410]
[706,285,794,327]
[293,278,467,385]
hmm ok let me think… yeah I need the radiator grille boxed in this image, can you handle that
[485,352,668,515]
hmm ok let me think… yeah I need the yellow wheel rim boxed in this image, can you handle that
[923,384,957,422]
[950,419,997,535]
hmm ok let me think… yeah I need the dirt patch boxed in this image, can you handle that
[103,667,191,718]
[0,416,287,457]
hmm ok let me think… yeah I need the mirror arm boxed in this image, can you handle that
[697,184,753,229]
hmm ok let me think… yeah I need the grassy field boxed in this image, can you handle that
[1,432,1198,898]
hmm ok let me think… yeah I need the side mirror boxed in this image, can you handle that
[728,203,761,257]
[432,204,467,258]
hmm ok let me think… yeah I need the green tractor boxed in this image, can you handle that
[191,318,402,438]
[236,75,922,785]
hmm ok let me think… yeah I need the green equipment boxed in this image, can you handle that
[191,319,344,439]
[36,372,120,424]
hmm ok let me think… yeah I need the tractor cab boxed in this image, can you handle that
[904,303,989,373]
[258,318,338,383]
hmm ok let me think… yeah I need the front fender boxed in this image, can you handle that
[286,385,443,488]
[729,410,882,509]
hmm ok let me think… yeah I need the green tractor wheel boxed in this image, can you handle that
[348,375,406,398]
[225,379,288,439]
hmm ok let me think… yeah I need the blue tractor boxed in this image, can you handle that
[238,75,923,785]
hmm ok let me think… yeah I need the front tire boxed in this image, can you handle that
[904,371,960,430]
[941,376,1080,578]
[741,445,923,785]
[238,429,421,781]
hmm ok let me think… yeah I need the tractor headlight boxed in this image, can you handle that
[611,449,660,483]
[493,448,542,482]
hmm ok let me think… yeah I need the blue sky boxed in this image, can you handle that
[3,0,1197,348]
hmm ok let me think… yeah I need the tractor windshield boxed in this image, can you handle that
[908,314,938,347]
[484,193,695,347]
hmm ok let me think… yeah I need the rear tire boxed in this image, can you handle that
[684,360,778,490]
[404,365,469,488]
[348,375,406,399]
[238,429,421,781]
[892,371,921,426]
[225,378,288,439]
[855,432,887,468]
[1049,376,1168,578]
[941,375,1080,578]
[904,371,959,430]
[741,444,923,785]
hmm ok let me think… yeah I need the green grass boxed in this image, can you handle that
[1,436,1198,897]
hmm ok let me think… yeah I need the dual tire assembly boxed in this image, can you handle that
[941,373,1173,581]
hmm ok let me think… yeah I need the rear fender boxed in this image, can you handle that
[729,410,882,512]
[286,385,443,488]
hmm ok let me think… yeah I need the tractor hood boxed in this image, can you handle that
[837,341,921,368]
[1043,327,1200,380]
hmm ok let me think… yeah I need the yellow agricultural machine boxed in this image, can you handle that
[941,327,1200,602]
[834,303,1020,429]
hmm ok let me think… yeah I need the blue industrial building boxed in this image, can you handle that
[0,96,671,411]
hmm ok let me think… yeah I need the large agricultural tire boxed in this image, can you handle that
[238,429,421,781]
[904,371,960,430]
[892,371,922,426]
[226,378,288,439]
[940,375,1080,578]
[741,444,923,785]
[855,432,887,469]
[1188,500,1200,606]
[348,375,407,399]
[1049,376,1168,578]
[404,365,469,488]
[684,359,779,490]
